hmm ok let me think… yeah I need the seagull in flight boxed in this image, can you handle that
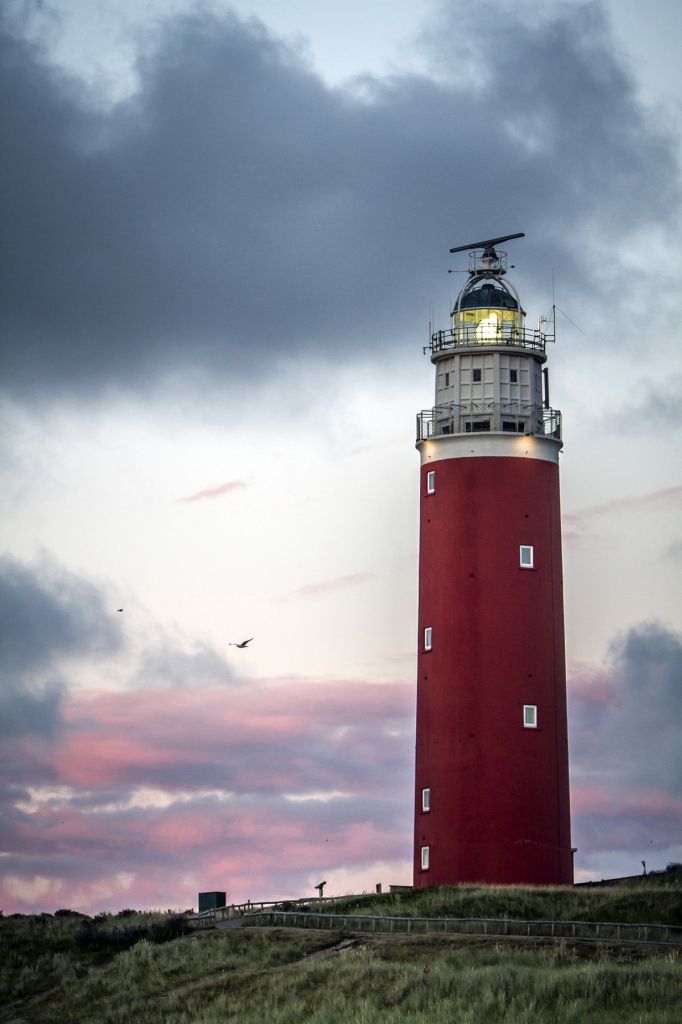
[229,638,254,648]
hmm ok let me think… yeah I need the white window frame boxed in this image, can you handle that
[520,545,534,569]
[421,845,430,870]
[523,704,538,729]
[424,626,432,651]
[426,470,436,495]
[422,787,430,813]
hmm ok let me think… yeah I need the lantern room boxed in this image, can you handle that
[452,275,524,344]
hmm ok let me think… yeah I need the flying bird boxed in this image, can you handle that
[116,608,124,613]
[229,638,253,648]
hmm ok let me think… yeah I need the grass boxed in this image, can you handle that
[2,876,681,1024]
[322,873,682,927]
[1,926,680,1024]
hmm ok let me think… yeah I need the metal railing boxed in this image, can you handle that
[244,910,682,946]
[416,403,561,442]
[190,893,381,929]
[428,326,550,355]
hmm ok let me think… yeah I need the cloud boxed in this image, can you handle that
[0,676,414,912]
[0,554,123,737]
[662,540,682,563]
[564,485,682,539]
[0,1,678,402]
[2,612,679,908]
[569,622,682,875]
[134,643,236,689]
[176,480,247,503]
[606,379,682,432]
[273,573,375,603]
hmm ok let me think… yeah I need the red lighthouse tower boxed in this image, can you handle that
[413,234,572,887]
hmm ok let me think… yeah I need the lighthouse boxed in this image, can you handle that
[413,234,572,887]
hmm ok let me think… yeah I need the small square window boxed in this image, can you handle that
[520,545,534,568]
[422,787,430,812]
[424,626,432,651]
[510,369,518,383]
[426,470,435,495]
[421,845,430,870]
[524,704,538,728]
[472,368,482,382]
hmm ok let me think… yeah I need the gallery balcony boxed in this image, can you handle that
[426,325,549,356]
[416,402,562,442]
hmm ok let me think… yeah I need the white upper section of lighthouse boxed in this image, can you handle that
[416,237,561,448]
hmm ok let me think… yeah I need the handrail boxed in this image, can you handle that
[428,326,550,355]
[190,892,383,927]
[416,403,562,442]
[242,910,682,946]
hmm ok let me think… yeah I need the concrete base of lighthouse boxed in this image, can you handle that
[413,433,573,887]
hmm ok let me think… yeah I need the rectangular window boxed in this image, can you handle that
[444,372,450,387]
[422,787,431,812]
[524,704,538,728]
[426,470,435,494]
[421,845,430,870]
[510,369,518,383]
[424,626,432,651]
[520,545,534,568]
[472,368,482,382]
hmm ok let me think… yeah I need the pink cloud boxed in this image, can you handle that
[568,663,622,709]
[0,676,414,913]
[572,786,682,820]
[273,573,375,603]
[564,484,682,535]
[176,480,247,503]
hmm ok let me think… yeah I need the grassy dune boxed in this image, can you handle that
[326,878,682,926]
[1,880,681,1024]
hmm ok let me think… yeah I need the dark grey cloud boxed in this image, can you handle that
[0,554,123,736]
[134,642,236,689]
[570,621,681,794]
[569,621,682,872]
[609,380,682,431]
[0,1,678,401]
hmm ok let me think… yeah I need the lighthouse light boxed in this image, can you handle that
[475,313,501,342]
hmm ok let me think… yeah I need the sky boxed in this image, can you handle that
[1,0,681,914]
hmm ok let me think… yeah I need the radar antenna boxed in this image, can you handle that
[449,232,525,258]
